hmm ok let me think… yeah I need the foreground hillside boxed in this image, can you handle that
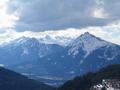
[0,67,55,90]
[58,64,120,90]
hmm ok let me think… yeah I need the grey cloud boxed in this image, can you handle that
[8,0,120,32]
[102,0,120,19]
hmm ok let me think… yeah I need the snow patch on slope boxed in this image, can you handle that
[92,79,120,90]
[21,47,29,56]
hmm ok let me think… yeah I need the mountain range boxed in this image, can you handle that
[0,32,119,86]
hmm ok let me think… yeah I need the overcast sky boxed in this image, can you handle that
[2,0,119,32]
[0,0,120,45]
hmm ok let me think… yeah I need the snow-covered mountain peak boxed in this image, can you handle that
[80,32,91,36]
[17,37,38,43]
[78,32,98,40]
[4,36,40,48]
[16,36,31,43]
[68,32,109,57]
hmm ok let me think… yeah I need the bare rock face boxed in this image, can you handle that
[91,79,120,90]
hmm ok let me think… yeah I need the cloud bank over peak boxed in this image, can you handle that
[0,21,120,46]
[6,0,119,32]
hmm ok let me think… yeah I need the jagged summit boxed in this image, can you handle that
[80,32,91,36]
[68,32,109,57]
[75,32,102,41]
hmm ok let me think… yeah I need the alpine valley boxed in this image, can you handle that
[0,32,120,86]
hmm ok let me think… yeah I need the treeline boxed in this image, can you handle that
[57,64,120,90]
